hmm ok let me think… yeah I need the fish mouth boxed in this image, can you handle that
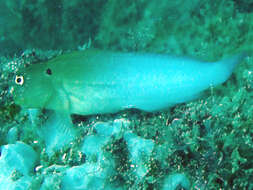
[11,87,21,104]
[13,95,25,106]
[13,92,24,104]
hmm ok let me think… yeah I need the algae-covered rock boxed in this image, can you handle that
[61,162,115,190]
[162,173,190,190]
[0,176,33,190]
[0,141,37,177]
[124,132,154,180]
[0,142,37,189]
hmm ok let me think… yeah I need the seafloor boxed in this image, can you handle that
[0,0,253,189]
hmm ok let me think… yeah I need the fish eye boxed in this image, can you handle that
[46,68,52,75]
[15,75,24,85]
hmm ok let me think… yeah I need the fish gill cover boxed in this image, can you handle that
[0,0,253,189]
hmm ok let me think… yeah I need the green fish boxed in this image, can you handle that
[12,49,245,115]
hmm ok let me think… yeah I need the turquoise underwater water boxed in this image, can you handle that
[1,0,253,189]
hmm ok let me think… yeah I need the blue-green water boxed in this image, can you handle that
[0,0,253,189]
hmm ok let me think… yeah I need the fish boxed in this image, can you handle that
[12,49,246,115]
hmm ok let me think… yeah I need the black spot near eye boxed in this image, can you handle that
[46,68,52,75]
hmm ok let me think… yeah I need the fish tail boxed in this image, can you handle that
[221,52,247,73]
[210,52,247,86]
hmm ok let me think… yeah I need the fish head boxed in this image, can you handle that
[12,63,55,109]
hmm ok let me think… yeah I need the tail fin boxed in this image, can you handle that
[211,52,247,86]
[221,52,247,73]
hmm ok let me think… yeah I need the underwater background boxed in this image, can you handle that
[0,0,253,189]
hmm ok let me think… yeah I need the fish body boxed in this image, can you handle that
[13,50,245,115]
